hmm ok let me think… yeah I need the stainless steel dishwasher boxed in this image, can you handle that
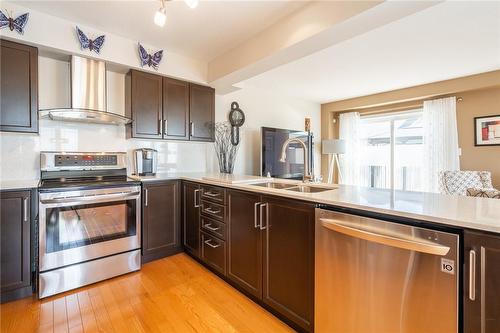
[315,208,459,333]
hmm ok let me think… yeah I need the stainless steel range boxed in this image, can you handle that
[38,152,141,298]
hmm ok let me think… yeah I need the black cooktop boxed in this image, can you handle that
[38,175,141,193]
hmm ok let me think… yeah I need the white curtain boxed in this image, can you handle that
[422,96,460,193]
[339,112,361,185]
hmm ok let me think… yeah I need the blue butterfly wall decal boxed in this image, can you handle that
[76,26,105,54]
[0,10,29,35]
[138,43,163,70]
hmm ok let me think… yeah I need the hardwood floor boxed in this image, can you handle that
[0,253,294,333]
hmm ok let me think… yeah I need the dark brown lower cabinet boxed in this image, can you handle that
[1,190,32,303]
[183,182,201,257]
[142,181,181,263]
[227,189,314,332]
[262,196,314,333]
[464,231,500,333]
[227,190,263,298]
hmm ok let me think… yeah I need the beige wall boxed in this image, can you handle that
[321,70,500,188]
[457,87,500,188]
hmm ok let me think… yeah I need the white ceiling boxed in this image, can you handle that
[237,1,500,103]
[15,0,308,62]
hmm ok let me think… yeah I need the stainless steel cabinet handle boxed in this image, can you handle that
[204,224,220,231]
[23,197,28,222]
[144,189,148,206]
[204,191,220,197]
[254,202,262,228]
[194,189,200,207]
[190,122,195,137]
[260,203,268,230]
[319,218,450,256]
[163,119,168,135]
[204,239,220,249]
[205,207,221,214]
[469,249,476,301]
[159,119,163,136]
[480,246,486,333]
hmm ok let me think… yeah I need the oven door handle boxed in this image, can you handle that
[39,191,141,204]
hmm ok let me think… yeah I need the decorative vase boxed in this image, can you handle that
[214,122,240,174]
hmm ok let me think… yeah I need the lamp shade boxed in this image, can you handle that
[322,139,346,154]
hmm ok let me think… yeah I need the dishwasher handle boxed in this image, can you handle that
[320,218,450,256]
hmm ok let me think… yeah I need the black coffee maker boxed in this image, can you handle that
[134,148,158,176]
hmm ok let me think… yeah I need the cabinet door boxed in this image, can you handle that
[189,84,214,142]
[128,70,163,139]
[1,191,31,297]
[182,182,201,257]
[262,196,314,332]
[163,77,189,140]
[464,231,500,333]
[0,39,38,133]
[227,190,263,298]
[142,181,181,263]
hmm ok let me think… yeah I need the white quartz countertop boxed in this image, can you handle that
[0,179,40,191]
[130,172,500,234]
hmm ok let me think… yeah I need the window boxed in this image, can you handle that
[359,110,423,191]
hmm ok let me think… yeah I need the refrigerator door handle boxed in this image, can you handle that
[319,218,450,256]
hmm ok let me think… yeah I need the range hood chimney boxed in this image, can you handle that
[39,55,131,125]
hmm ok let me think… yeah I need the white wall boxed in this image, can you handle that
[1,59,320,181]
[0,56,210,181]
[0,2,207,84]
[212,86,321,176]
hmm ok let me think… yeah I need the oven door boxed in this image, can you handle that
[39,186,141,272]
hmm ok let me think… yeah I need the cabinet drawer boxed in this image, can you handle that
[201,232,226,275]
[201,200,225,221]
[200,216,226,240]
[200,185,226,204]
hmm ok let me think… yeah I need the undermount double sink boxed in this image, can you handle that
[251,181,335,193]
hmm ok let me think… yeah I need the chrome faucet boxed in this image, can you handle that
[279,138,312,182]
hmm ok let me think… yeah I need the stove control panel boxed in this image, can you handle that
[55,154,118,166]
[40,152,127,171]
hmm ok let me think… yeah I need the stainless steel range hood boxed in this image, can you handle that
[39,56,131,125]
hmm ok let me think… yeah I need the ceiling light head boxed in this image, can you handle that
[184,0,199,9]
[154,0,167,27]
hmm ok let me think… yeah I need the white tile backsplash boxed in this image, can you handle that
[0,119,211,181]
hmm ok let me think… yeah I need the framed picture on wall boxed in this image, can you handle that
[474,115,500,146]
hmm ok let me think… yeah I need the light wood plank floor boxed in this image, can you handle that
[0,253,295,333]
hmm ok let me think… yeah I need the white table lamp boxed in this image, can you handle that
[322,139,346,184]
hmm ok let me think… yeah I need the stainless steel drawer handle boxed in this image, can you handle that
[205,207,221,214]
[204,239,220,249]
[204,224,220,231]
[204,191,220,197]
[144,189,148,206]
[319,218,450,256]
[469,249,476,301]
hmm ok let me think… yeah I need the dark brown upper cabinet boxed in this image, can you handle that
[1,190,31,303]
[163,77,189,140]
[126,70,163,139]
[142,181,181,263]
[189,83,215,142]
[0,39,38,133]
[464,231,500,333]
[126,70,214,142]
[183,182,201,258]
